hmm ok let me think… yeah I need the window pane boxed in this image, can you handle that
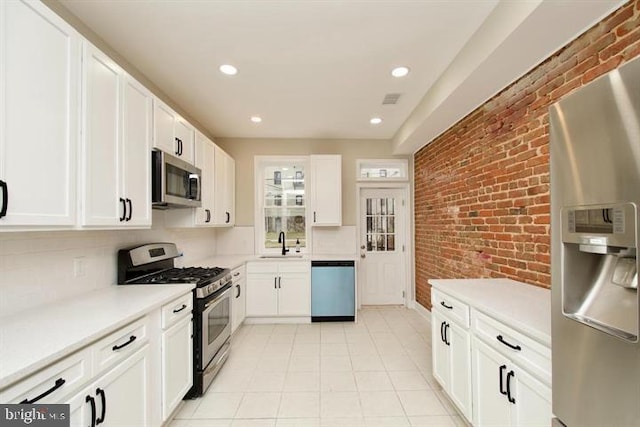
[387,235,395,251]
[262,162,306,250]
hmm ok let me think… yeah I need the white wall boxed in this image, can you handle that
[0,211,217,317]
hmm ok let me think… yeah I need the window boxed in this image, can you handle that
[256,157,308,252]
[365,197,396,252]
[357,159,409,181]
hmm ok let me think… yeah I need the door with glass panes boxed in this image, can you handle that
[359,188,406,305]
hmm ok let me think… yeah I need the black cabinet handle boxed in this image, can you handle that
[440,301,453,310]
[112,335,136,351]
[119,198,126,222]
[175,137,180,155]
[236,284,241,298]
[440,321,446,343]
[278,276,282,289]
[126,199,132,221]
[95,388,106,425]
[497,335,522,351]
[205,209,211,223]
[173,304,187,313]
[274,277,277,289]
[313,211,316,223]
[444,323,450,346]
[233,272,240,277]
[20,378,65,404]
[226,211,230,223]
[506,370,516,403]
[86,395,96,427]
[0,180,7,218]
[499,365,507,396]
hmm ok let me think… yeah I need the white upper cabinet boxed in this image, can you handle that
[80,42,151,228]
[0,0,80,229]
[310,155,342,226]
[153,98,194,164]
[213,145,235,226]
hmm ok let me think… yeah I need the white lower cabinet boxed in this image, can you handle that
[0,290,195,426]
[472,337,551,427]
[67,345,150,427]
[246,261,310,319]
[160,292,194,421]
[231,265,246,333]
[431,285,552,427]
[431,300,472,421]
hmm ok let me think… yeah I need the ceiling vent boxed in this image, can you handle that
[382,93,401,105]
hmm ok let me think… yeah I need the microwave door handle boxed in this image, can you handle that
[189,173,200,200]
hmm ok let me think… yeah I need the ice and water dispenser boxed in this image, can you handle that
[561,203,638,341]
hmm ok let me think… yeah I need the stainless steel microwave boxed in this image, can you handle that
[152,150,201,209]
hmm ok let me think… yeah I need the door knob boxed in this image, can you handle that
[360,245,365,250]
[360,252,366,258]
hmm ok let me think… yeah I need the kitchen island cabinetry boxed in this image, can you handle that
[80,42,152,228]
[245,261,310,321]
[309,155,342,226]
[429,279,551,426]
[0,0,80,229]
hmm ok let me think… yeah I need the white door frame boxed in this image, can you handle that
[355,182,412,308]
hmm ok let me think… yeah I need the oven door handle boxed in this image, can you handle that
[204,287,230,309]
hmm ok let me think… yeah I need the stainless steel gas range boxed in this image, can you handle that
[117,243,231,398]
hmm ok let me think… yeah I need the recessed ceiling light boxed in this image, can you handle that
[391,66,410,77]
[250,116,262,123]
[219,64,238,75]
[370,117,383,125]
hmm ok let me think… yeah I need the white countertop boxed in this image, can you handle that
[195,253,358,269]
[0,283,194,390]
[429,279,551,346]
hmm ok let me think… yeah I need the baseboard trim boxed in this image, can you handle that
[244,316,311,324]
[413,300,431,321]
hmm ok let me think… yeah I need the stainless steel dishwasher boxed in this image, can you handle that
[311,260,355,322]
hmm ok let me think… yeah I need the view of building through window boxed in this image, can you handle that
[263,164,306,249]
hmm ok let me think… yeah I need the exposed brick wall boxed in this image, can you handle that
[414,0,640,310]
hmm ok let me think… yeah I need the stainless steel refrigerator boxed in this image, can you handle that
[550,56,640,426]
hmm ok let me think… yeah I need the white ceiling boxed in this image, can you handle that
[58,0,626,153]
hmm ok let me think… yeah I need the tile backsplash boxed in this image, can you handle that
[0,211,217,317]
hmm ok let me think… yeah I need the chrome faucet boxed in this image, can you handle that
[278,231,289,256]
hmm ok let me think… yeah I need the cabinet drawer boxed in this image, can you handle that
[278,261,310,273]
[92,317,148,374]
[231,265,245,284]
[0,347,91,404]
[161,292,193,329]
[472,310,551,385]
[432,288,470,328]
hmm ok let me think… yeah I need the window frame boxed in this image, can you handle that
[356,159,409,181]
[254,155,311,255]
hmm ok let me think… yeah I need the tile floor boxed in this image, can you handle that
[170,307,467,427]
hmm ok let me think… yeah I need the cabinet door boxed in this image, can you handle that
[162,316,193,421]
[0,0,79,228]
[213,146,234,226]
[278,272,310,316]
[448,320,472,421]
[194,134,215,226]
[64,345,150,427]
[246,274,278,317]
[509,365,552,427]
[80,42,121,227]
[232,279,246,333]
[472,337,511,427]
[153,99,177,155]
[175,119,195,164]
[121,76,152,227]
[310,155,341,226]
[431,311,450,390]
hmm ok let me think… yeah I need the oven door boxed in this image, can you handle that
[201,285,231,367]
